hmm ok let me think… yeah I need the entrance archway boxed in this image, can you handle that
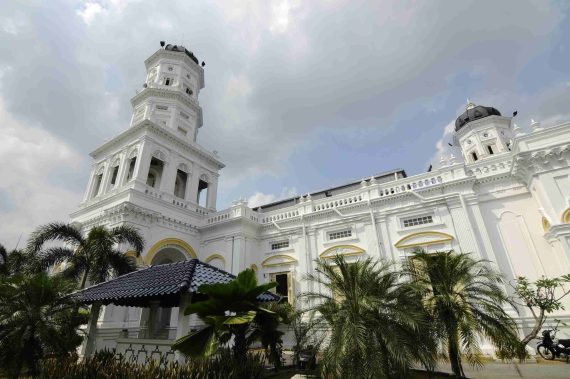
[141,238,196,339]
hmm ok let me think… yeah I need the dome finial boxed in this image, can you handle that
[466,98,476,110]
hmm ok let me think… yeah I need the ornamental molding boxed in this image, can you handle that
[394,231,454,249]
[319,244,365,259]
[90,121,224,169]
[261,254,298,268]
[511,144,570,183]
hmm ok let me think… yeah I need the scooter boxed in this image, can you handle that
[536,319,570,362]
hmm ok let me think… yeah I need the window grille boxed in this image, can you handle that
[403,215,433,228]
[329,230,352,240]
[271,241,289,250]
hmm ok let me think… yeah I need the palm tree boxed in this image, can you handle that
[304,255,437,379]
[405,249,520,377]
[27,222,145,289]
[173,268,279,363]
[0,243,38,278]
[0,273,88,378]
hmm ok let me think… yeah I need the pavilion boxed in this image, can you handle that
[74,259,278,362]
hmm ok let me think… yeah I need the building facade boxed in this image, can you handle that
[70,43,570,354]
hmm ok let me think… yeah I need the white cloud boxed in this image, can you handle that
[248,192,276,207]
[432,120,460,168]
[0,99,83,249]
[77,2,103,25]
[247,187,297,207]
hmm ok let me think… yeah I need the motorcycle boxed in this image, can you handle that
[536,319,570,362]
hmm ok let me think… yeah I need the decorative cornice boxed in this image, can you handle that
[90,120,224,169]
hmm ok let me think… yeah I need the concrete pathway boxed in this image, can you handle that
[437,360,569,379]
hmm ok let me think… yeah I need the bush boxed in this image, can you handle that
[38,349,265,379]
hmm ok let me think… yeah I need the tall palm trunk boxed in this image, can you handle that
[79,268,90,290]
[233,324,248,362]
[447,322,465,378]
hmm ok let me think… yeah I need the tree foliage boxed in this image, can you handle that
[27,222,145,289]
[406,249,520,377]
[510,274,570,346]
[304,255,437,379]
[172,269,286,365]
[0,273,89,378]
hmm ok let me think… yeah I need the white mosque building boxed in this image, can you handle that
[70,42,570,356]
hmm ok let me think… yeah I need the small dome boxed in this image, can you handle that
[163,43,199,65]
[455,102,501,131]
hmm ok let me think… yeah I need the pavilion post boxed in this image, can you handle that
[82,301,102,358]
[147,300,160,339]
[174,292,193,364]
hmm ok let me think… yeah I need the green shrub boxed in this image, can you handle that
[38,348,265,379]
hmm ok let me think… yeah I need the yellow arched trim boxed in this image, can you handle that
[125,250,144,265]
[261,254,298,268]
[395,231,454,249]
[562,208,570,224]
[320,244,365,259]
[145,238,197,265]
[542,217,552,233]
[205,254,226,265]
[250,264,259,272]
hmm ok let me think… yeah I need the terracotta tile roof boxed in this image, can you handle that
[73,259,278,307]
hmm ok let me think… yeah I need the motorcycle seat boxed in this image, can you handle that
[558,339,570,347]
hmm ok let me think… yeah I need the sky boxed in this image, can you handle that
[1,0,569,249]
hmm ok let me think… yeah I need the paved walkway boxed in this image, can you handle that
[437,360,569,379]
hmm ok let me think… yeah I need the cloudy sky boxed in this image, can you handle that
[1,0,569,248]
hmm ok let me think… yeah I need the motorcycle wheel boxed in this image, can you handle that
[537,344,556,360]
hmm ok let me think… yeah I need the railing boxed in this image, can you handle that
[313,194,364,212]
[377,174,443,198]
[202,172,447,227]
[144,185,163,199]
[115,338,176,365]
[261,209,300,223]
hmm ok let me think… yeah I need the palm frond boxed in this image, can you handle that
[26,222,84,253]
[110,225,145,255]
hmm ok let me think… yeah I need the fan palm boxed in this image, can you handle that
[27,222,145,289]
[405,249,520,377]
[172,268,279,362]
[304,255,437,379]
[0,273,88,378]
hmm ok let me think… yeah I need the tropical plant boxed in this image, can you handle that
[510,274,570,346]
[172,268,280,363]
[304,255,437,379]
[0,273,89,378]
[39,348,265,379]
[248,300,292,370]
[287,300,324,367]
[405,249,520,377]
[27,222,145,289]
[0,243,40,278]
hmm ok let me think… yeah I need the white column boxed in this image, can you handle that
[161,161,177,195]
[82,302,102,358]
[206,178,218,210]
[83,166,97,201]
[133,141,153,184]
[188,168,201,204]
[99,159,115,194]
[174,293,192,364]
[115,152,129,188]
